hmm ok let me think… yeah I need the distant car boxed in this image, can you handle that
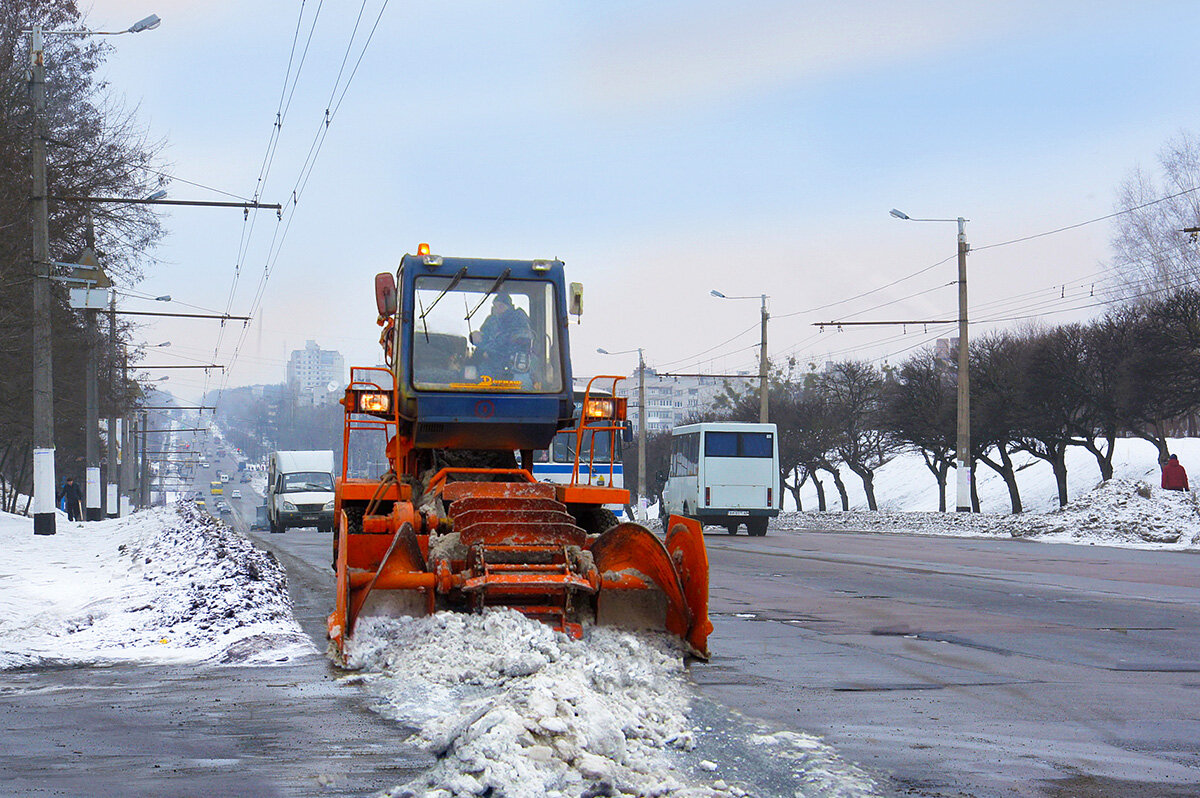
[240,474,251,483]
[231,489,242,499]
[219,504,232,515]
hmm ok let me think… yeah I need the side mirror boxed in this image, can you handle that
[622,420,633,444]
[375,272,398,317]
[569,282,583,319]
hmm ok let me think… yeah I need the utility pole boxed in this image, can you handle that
[637,348,646,512]
[29,26,56,535]
[139,411,149,507]
[758,294,769,423]
[954,218,971,513]
[106,292,119,517]
[886,208,972,512]
[84,215,101,521]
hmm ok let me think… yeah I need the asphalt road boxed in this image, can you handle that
[693,528,1200,797]
[4,453,1199,797]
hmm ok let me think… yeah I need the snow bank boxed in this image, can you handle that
[344,611,878,798]
[0,503,314,669]
[779,478,1200,550]
[789,436,1200,515]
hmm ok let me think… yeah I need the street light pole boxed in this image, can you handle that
[891,209,972,512]
[711,290,770,422]
[758,294,769,424]
[637,348,646,510]
[29,25,55,535]
[26,13,161,534]
[954,217,971,513]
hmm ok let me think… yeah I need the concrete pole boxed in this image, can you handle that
[955,218,972,513]
[758,294,769,423]
[139,411,149,507]
[106,292,119,517]
[637,348,646,511]
[85,308,101,520]
[29,26,56,535]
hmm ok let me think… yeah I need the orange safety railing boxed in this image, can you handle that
[340,366,398,482]
[570,375,627,490]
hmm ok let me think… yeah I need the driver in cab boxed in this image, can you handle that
[471,292,531,379]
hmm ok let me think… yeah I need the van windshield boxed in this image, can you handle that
[280,472,333,492]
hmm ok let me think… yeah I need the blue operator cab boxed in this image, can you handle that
[390,247,576,453]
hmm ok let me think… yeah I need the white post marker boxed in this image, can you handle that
[86,466,101,521]
[107,483,119,517]
[33,447,55,535]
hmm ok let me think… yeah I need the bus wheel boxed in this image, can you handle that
[726,523,739,535]
[749,518,768,537]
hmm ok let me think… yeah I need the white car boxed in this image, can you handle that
[230,489,242,499]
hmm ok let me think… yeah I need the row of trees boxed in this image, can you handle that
[0,1,165,510]
[624,287,1200,514]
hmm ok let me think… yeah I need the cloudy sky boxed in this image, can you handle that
[72,0,1200,403]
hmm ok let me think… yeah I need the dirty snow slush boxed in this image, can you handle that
[341,610,878,798]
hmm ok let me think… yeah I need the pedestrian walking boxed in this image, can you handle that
[1161,454,1189,492]
[57,476,84,521]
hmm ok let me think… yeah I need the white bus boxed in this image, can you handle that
[661,422,779,536]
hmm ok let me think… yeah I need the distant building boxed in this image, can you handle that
[287,340,345,406]
[935,337,960,363]
[612,368,730,432]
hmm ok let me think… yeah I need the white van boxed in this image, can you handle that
[266,450,335,533]
[661,422,780,536]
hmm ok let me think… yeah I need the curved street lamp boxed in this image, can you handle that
[711,290,770,423]
[891,208,972,512]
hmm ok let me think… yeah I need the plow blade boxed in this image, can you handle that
[592,517,712,659]
[328,517,434,655]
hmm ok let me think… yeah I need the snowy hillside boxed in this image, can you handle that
[788,436,1200,515]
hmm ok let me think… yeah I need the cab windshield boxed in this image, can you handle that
[411,276,564,393]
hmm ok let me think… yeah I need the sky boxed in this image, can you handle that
[68,0,1200,405]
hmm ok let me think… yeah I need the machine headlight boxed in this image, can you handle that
[323,500,334,511]
[358,391,391,413]
[585,398,614,419]
[283,501,296,511]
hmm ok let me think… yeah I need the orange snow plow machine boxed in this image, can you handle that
[327,248,711,662]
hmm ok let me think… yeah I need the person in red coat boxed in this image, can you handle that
[1161,454,1189,491]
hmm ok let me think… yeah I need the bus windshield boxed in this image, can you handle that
[704,431,774,458]
[540,428,619,464]
[411,276,564,394]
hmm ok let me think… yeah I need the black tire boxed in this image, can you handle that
[726,523,739,535]
[318,523,333,535]
[748,518,769,537]
[269,516,283,534]
[576,507,620,536]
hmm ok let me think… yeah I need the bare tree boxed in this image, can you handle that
[886,349,956,511]
[970,333,1025,514]
[821,360,896,511]
[1109,131,1200,303]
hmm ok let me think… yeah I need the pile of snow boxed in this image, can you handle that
[1002,478,1200,546]
[344,611,878,798]
[0,503,314,669]
[778,478,1200,550]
